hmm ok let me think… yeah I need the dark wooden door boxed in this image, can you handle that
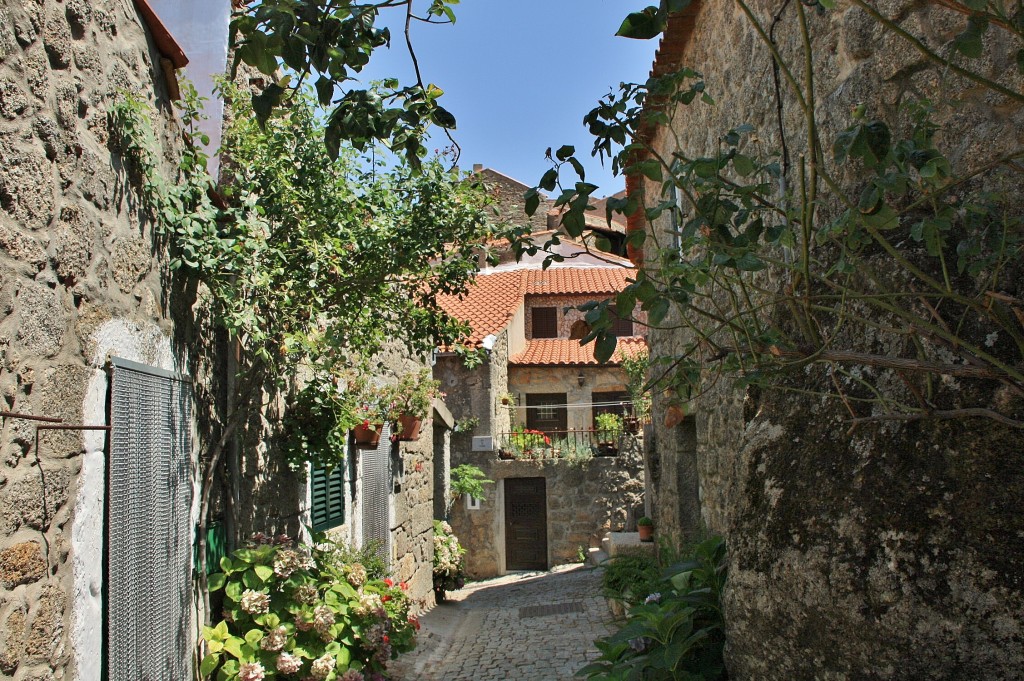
[526,393,567,437]
[504,477,547,570]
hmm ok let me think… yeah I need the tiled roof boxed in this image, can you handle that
[523,267,634,295]
[436,271,526,347]
[438,266,638,348]
[509,337,648,366]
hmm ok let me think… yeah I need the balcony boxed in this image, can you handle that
[495,425,642,461]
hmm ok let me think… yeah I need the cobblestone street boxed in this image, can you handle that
[390,564,615,681]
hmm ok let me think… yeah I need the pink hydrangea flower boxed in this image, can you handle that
[275,652,303,675]
[238,661,266,681]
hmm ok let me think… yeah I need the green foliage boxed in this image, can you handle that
[581,537,727,681]
[450,464,494,503]
[600,553,663,606]
[203,534,417,680]
[622,350,652,420]
[113,82,501,470]
[526,2,1024,429]
[595,413,624,442]
[637,516,654,526]
[230,0,463,168]
[387,368,443,420]
[452,416,479,433]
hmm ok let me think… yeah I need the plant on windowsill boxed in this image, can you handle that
[637,516,654,542]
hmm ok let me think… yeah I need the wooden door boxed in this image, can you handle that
[504,477,548,570]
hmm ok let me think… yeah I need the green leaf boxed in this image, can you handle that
[431,106,457,129]
[617,7,665,39]
[200,653,219,678]
[594,333,618,363]
[732,154,755,177]
[648,297,670,326]
[242,569,261,589]
[244,629,264,647]
[637,159,663,182]
[315,76,334,107]
[207,573,227,592]
[524,189,540,217]
[253,564,274,582]
[225,580,243,602]
[222,636,243,659]
[539,168,558,192]
[555,145,575,161]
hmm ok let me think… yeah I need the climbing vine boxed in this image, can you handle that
[527,0,1024,430]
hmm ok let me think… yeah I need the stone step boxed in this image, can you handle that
[586,547,609,567]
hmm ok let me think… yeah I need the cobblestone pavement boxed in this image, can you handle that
[389,564,615,681]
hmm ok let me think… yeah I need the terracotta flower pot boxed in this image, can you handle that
[638,524,654,542]
[353,423,384,449]
[396,414,422,442]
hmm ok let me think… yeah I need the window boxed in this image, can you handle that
[526,393,567,435]
[108,357,193,680]
[532,307,558,338]
[609,312,633,337]
[310,464,346,532]
[592,391,630,426]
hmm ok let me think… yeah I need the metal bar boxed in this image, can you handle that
[0,411,64,423]
[37,424,112,431]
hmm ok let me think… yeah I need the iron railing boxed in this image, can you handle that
[495,426,642,460]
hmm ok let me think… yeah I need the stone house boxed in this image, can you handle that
[0,2,445,679]
[630,1,1023,679]
[433,174,648,576]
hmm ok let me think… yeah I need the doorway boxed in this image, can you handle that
[504,477,547,570]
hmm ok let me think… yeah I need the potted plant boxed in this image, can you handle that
[433,520,466,602]
[595,412,623,456]
[508,427,550,458]
[637,516,654,542]
[386,368,443,442]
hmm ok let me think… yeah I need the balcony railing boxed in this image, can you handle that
[495,425,642,460]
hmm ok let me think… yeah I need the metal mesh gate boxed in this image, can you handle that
[361,423,391,568]
[107,357,193,681]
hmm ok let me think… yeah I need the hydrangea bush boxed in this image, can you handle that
[432,520,466,599]
[201,535,418,680]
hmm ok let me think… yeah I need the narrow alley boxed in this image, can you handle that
[390,564,614,681]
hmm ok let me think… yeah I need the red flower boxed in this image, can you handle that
[399,581,408,591]
[408,615,420,630]
[384,578,394,587]
[362,419,370,428]
[383,635,390,644]
[382,594,391,602]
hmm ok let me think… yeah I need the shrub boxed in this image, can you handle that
[432,520,466,594]
[201,534,417,680]
[580,536,727,681]
[600,553,664,606]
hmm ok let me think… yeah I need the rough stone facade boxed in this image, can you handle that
[508,365,629,431]
[0,1,197,678]
[448,445,645,578]
[642,1,1024,678]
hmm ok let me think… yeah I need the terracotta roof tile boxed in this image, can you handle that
[523,268,634,295]
[437,271,526,347]
[509,337,648,366]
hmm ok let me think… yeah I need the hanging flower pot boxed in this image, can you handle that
[353,422,384,449]
[395,414,422,442]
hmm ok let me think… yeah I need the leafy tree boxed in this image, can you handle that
[231,0,463,168]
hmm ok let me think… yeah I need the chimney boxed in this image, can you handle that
[472,163,483,174]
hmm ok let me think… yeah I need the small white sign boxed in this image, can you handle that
[466,494,482,511]
[471,435,494,452]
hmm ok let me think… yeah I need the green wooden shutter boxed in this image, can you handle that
[310,464,345,532]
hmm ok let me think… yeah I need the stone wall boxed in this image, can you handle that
[449,445,645,578]
[508,365,628,431]
[0,1,200,678]
[643,0,1024,678]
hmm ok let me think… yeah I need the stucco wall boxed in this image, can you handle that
[643,1,1024,678]
[0,1,200,678]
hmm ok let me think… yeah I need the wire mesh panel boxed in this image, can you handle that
[108,357,193,681]
[361,423,391,568]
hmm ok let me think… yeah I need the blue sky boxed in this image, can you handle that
[364,1,658,197]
